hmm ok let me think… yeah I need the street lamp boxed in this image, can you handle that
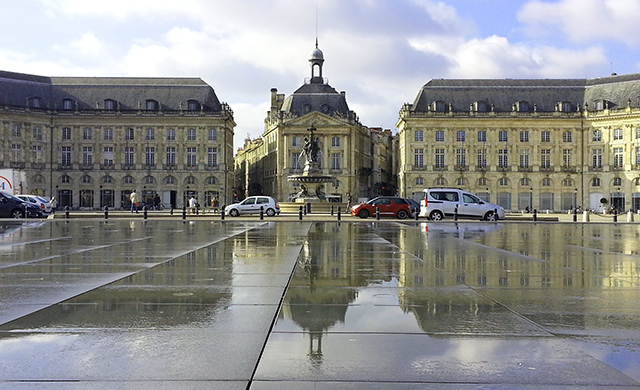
[529,187,533,212]
[574,188,578,210]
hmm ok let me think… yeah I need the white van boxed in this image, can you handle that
[420,188,505,221]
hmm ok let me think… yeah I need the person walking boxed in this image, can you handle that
[189,196,197,214]
[130,190,139,213]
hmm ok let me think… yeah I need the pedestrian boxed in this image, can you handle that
[189,196,197,214]
[130,190,139,213]
[153,194,161,210]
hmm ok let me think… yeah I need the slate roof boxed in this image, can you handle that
[0,70,223,112]
[410,73,640,112]
[280,81,350,117]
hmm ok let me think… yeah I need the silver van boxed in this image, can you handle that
[419,188,505,221]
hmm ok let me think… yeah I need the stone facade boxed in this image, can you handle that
[0,71,235,209]
[397,74,640,213]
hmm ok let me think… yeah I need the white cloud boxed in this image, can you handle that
[519,0,640,47]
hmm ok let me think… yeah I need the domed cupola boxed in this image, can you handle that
[309,39,324,84]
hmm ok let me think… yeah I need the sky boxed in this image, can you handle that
[1,0,639,150]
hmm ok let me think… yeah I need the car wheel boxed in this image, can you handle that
[429,210,444,221]
[397,210,408,219]
[266,208,276,217]
[358,209,370,219]
[11,209,24,219]
[229,209,240,217]
[484,211,495,221]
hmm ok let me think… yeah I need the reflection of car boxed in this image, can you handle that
[420,188,505,221]
[0,192,44,218]
[224,196,280,217]
[16,195,52,214]
[351,196,411,219]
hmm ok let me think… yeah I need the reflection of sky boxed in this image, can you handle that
[573,339,640,382]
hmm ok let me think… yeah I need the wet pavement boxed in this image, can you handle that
[0,219,639,389]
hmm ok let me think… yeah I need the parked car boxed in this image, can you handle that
[0,192,44,218]
[16,195,52,214]
[419,188,505,221]
[405,198,420,217]
[224,196,280,217]
[351,196,412,219]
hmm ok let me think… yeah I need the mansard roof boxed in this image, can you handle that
[280,81,351,117]
[0,70,223,112]
[410,73,640,112]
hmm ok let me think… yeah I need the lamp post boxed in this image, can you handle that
[529,187,533,212]
[574,188,578,210]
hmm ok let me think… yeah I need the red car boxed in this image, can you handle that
[351,196,411,219]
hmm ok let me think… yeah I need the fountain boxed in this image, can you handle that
[288,126,334,202]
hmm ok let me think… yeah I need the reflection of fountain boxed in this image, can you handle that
[288,126,334,202]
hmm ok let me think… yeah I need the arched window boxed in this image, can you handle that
[478,177,488,186]
[62,98,74,110]
[205,176,217,185]
[143,176,156,184]
[123,175,135,184]
[613,177,622,186]
[562,178,574,187]
[81,175,92,184]
[435,177,447,186]
[185,176,197,185]
[102,176,113,184]
[164,176,176,185]
[592,178,601,187]
[415,177,424,186]
[520,178,531,186]
[145,99,159,111]
[60,175,72,184]
[104,99,117,111]
[456,177,467,186]
[187,100,199,111]
[499,178,509,186]
[541,178,552,187]
[32,174,45,183]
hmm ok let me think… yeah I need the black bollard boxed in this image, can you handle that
[303,204,307,216]
[415,207,419,220]
[221,205,225,220]
[299,205,303,220]
[260,206,264,220]
[104,205,108,220]
[64,205,69,219]
[307,202,311,214]
[170,206,174,216]
[533,209,537,222]
[613,208,618,222]
[376,206,380,220]
[573,207,577,222]
[337,206,341,221]
[493,208,498,221]
[196,205,199,215]
[454,206,458,221]
[182,205,186,220]
[143,205,148,220]
[331,205,334,216]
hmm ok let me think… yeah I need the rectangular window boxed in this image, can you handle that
[499,131,508,142]
[477,148,487,167]
[187,128,196,141]
[186,147,197,166]
[104,128,113,140]
[11,144,21,162]
[592,130,602,142]
[498,149,508,167]
[166,147,176,166]
[613,147,624,167]
[541,131,551,142]
[124,147,134,166]
[125,128,134,141]
[478,130,486,143]
[562,149,572,167]
[435,148,445,168]
[145,147,155,166]
[12,124,22,137]
[83,128,92,140]
[563,131,573,142]
[614,128,624,140]
[636,147,640,166]
[292,153,301,169]
[435,130,444,142]
[332,136,340,147]
[636,128,640,140]
[456,148,466,167]
[415,148,424,168]
[61,146,71,166]
[82,146,93,165]
[166,128,175,141]
[520,131,529,142]
[146,128,155,140]
[414,130,423,142]
[540,149,551,168]
[592,149,602,168]
[331,152,341,169]
[62,127,71,140]
[103,146,114,166]
[208,129,217,141]
[292,136,301,147]
[207,147,218,167]
[32,145,42,163]
[456,130,465,142]
[33,126,42,140]
[520,150,529,168]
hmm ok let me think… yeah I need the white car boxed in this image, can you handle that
[16,195,52,214]
[419,188,505,221]
[225,196,280,217]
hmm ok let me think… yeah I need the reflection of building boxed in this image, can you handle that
[398,74,640,212]
[0,71,235,209]
[234,43,395,201]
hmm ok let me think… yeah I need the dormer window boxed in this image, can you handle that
[431,100,446,112]
[27,96,41,108]
[62,98,74,110]
[187,100,199,111]
[474,100,489,112]
[145,99,159,111]
[515,100,529,112]
[104,99,117,111]
[594,99,609,110]
[557,101,572,112]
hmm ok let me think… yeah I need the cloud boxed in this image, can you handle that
[518,0,640,47]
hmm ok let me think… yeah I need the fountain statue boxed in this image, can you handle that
[288,126,334,202]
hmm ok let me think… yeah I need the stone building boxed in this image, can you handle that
[0,71,235,209]
[397,74,640,213]
[234,43,395,202]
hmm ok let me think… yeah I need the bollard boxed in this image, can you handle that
[196,205,199,215]
[306,202,311,214]
[260,206,264,220]
[454,206,458,221]
[573,208,577,222]
[376,206,380,220]
[337,206,341,221]
[493,208,498,221]
[303,204,307,216]
[331,205,334,216]
[104,205,108,220]
[533,209,537,222]
[415,207,419,221]
[182,205,187,220]
[170,206,174,216]
[221,205,225,220]
[583,210,590,222]
[143,205,148,220]
[299,205,303,220]
[64,205,69,219]
[613,209,618,222]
